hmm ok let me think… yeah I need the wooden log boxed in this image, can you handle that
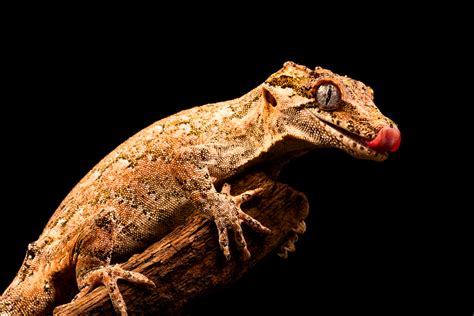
[54,172,309,315]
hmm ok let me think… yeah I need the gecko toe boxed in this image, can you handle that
[238,211,272,234]
[119,270,156,289]
[216,224,231,260]
[103,275,127,315]
[232,187,263,207]
[232,222,251,260]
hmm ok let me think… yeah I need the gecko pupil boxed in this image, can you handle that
[316,84,340,110]
[325,86,332,105]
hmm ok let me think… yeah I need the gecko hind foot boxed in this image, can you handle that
[73,265,155,315]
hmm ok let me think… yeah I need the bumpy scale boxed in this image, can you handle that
[0,62,400,315]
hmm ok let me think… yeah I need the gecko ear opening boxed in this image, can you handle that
[262,87,277,107]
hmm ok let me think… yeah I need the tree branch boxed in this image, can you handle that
[54,172,309,315]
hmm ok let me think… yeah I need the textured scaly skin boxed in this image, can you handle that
[0,62,399,315]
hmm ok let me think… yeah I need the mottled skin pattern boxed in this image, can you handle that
[0,62,399,315]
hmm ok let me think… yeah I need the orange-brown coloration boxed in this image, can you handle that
[0,62,399,315]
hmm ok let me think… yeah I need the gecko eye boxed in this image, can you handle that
[315,84,341,111]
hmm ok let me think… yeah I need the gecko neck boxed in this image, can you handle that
[207,86,306,179]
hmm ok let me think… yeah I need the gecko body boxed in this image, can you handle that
[0,62,400,315]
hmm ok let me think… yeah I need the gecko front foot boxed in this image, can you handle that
[192,183,271,260]
[73,265,155,315]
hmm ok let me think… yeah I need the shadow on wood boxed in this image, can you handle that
[54,172,309,315]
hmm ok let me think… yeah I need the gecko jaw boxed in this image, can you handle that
[306,109,389,161]
[325,119,388,160]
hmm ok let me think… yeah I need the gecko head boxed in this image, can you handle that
[263,61,400,161]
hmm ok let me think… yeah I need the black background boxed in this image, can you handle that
[1,7,463,315]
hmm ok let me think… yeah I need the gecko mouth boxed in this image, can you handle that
[322,119,384,153]
[307,109,401,159]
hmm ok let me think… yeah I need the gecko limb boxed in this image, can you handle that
[71,209,155,315]
[191,183,271,260]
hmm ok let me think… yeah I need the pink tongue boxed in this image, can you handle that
[367,127,401,152]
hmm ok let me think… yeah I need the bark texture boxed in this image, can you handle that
[54,172,309,315]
